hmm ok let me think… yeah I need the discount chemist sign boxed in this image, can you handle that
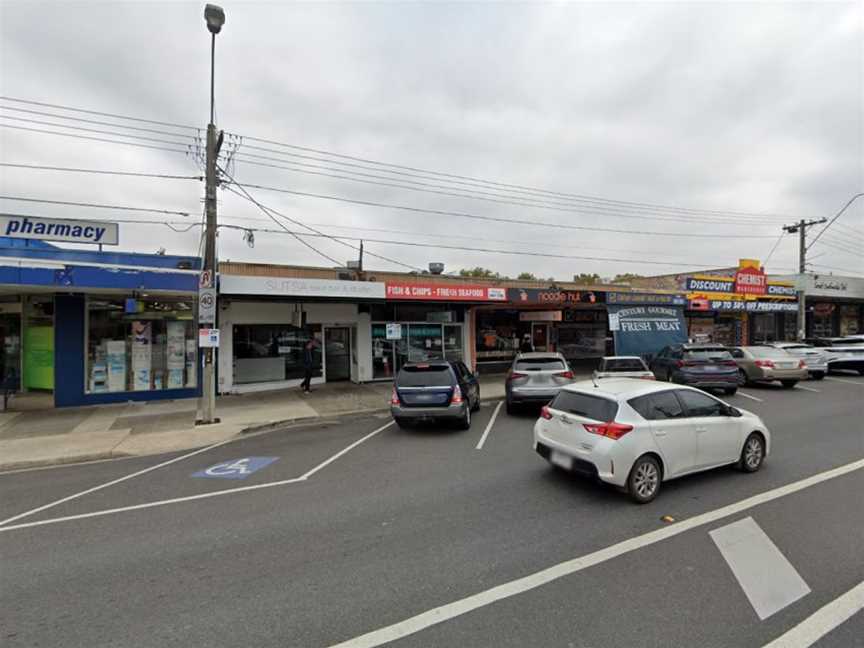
[1,215,118,245]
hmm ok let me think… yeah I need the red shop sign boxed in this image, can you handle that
[385,282,507,302]
[734,266,767,296]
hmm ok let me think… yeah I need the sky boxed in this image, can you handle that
[1,0,862,281]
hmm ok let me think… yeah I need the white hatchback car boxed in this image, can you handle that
[534,379,770,503]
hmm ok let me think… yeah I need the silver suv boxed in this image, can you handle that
[505,352,574,414]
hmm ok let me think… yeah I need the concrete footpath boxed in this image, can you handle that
[0,375,514,471]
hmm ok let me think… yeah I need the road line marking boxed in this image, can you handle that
[826,377,864,386]
[763,580,864,647]
[325,457,864,648]
[795,386,821,393]
[475,401,503,450]
[300,421,394,480]
[737,391,764,402]
[710,517,810,620]
[0,477,308,532]
[0,436,238,528]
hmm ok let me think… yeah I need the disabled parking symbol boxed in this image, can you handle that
[192,457,279,480]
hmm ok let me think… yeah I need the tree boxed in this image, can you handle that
[517,272,537,280]
[573,273,602,284]
[459,267,505,279]
[611,273,644,284]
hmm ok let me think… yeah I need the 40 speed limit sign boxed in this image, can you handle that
[199,288,217,325]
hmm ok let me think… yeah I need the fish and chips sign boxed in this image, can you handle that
[1,215,119,245]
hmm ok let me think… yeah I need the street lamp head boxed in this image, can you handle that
[204,4,225,34]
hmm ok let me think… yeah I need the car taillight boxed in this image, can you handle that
[755,360,775,368]
[722,360,737,367]
[540,405,553,420]
[798,359,807,368]
[676,360,697,367]
[557,370,574,379]
[507,371,527,381]
[390,388,399,405]
[450,384,464,404]
[583,421,634,440]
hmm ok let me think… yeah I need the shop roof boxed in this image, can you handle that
[0,238,201,271]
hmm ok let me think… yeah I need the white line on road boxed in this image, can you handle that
[710,517,810,620]
[326,457,864,648]
[737,391,764,402]
[826,377,864,386]
[300,421,394,480]
[763,580,864,648]
[475,401,503,450]
[0,477,308,532]
[0,436,238,528]
[795,386,821,393]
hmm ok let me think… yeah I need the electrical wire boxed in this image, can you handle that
[229,131,798,221]
[0,124,196,156]
[810,263,864,276]
[0,211,201,234]
[763,232,787,266]
[221,181,780,239]
[0,195,192,217]
[228,152,783,227]
[808,193,864,251]
[0,105,202,139]
[0,163,202,181]
[812,237,864,257]
[0,115,198,147]
[0,96,197,131]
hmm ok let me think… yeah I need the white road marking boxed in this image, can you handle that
[710,516,810,620]
[0,436,238,528]
[763,580,864,648]
[795,386,821,393]
[737,391,764,402]
[475,401,503,450]
[325,457,864,648]
[826,377,863,386]
[300,421,394,479]
[0,477,308,532]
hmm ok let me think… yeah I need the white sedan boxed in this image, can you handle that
[533,379,770,503]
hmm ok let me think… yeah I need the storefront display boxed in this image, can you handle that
[232,323,322,384]
[372,322,463,379]
[840,305,861,336]
[86,297,197,393]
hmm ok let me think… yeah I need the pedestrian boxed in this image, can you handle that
[520,334,534,353]
[300,338,317,393]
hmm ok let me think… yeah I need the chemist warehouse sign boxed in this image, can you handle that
[1,215,119,245]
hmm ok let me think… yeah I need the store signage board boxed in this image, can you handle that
[607,292,687,306]
[607,305,688,357]
[709,300,799,313]
[221,275,385,300]
[199,288,217,325]
[385,323,402,340]
[519,310,563,322]
[386,282,507,301]
[509,288,597,305]
[199,328,220,347]
[0,215,118,245]
[734,265,767,296]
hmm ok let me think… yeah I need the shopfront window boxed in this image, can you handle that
[372,322,462,379]
[87,297,197,393]
[233,323,322,385]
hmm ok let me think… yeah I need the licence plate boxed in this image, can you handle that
[550,450,572,470]
[704,365,718,371]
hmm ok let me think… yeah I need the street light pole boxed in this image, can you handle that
[200,4,225,425]
[782,217,827,341]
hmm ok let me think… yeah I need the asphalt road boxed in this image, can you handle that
[1,375,863,648]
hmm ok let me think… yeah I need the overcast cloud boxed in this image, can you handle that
[1,1,862,280]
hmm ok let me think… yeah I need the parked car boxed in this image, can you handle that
[533,379,770,503]
[505,352,573,414]
[765,342,828,380]
[815,338,864,375]
[593,356,654,381]
[649,344,738,395]
[390,361,480,429]
[729,346,807,388]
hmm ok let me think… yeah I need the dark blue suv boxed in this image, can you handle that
[390,361,480,429]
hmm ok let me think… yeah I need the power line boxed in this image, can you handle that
[0,124,196,156]
[763,232,787,266]
[222,181,780,239]
[0,114,198,147]
[814,236,864,257]
[0,105,202,139]
[0,163,202,181]
[808,193,864,250]
[228,152,783,227]
[0,195,193,217]
[0,211,200,233]
[230,131,798,221]
[0,96,197,131]
[810,263,864,276]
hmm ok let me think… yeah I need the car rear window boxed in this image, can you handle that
[747,347,794,358]
[550,391,618,421]
[515,358,566,371]
[604,359,647,371]
[396,365,453,387]
[684,348,732,360]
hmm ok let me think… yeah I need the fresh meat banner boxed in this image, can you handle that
[385,282,507,301]
[607,304,687,358]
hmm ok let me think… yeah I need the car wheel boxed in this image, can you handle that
[627,455,661,504]
[724,387,737,396]
[471,392,481,412]
[811,372,825,381]
[458,406,471,430]
[780,380,798,389]
[737,369,748,386]
[738,433,765,472]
